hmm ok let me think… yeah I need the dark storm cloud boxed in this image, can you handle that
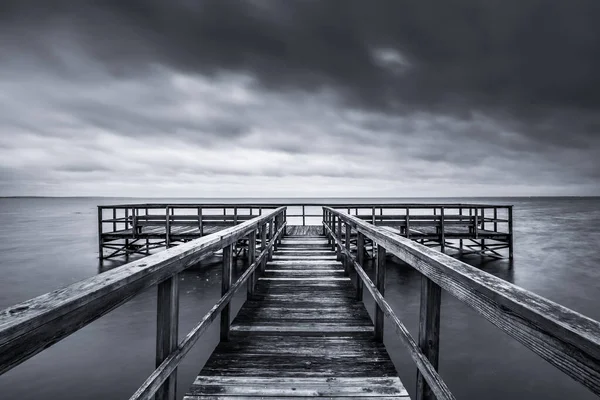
[0,0,599,196]
[3,0,600,141]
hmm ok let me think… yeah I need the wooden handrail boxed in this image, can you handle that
[323,207,600,398]
[0,207,287,381]
[129,220,286,400]
[323,219,454,400]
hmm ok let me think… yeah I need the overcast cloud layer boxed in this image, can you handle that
[1,0,599,197]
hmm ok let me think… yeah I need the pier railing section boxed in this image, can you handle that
[97,204,282,261]
[333,204,513,259]
[323,207,600,400]
[0,207,287,400]
[98,202,513,261]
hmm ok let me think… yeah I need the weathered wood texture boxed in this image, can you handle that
[324,207,600,397]
[0,207,286,376]
[185,234,409,399]
[323,219,454,400]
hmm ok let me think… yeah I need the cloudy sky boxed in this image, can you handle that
[1,1,599,197]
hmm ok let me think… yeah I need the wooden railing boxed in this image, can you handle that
[323,207,600,400]
[98,202,512,229]
[0,207,287,400]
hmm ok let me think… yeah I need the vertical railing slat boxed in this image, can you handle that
[344,223,351,275]
[374,245,386,342]
[416,276,442,400]
[220,245,233,341]
[156,274,179,400]
[247,230,257,298]
[260,222,267,274]
[356,231,365,301]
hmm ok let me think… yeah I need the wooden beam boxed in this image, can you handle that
[375,245,386,342]
[356,232,365,301]
[344,223,351,275]
[416,276,441,400]
[156,275,179,400]
[247,230,257,298]
[220,245,232,342]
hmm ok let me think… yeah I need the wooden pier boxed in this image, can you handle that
[2,203,600,400]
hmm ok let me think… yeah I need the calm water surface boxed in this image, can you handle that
[0,197,599,399]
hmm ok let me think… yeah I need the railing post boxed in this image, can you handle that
[268,218,274,261]
[302,205,306,226]
[97,207,103,262]
[156,274,179,400]
[260,222,267,274]
[221,244,233,341]
[336,216,342,261]
[165,206,171,248]
[440,206,445,253]
[474,207,479,239]
[247,230,257,298]
[374,245,386,342]
[405,208,410,239]
[459,207,463,254]
[356,232,365,301]
[344,223,351,275]
[125,208,130,257]
[322,208,326,235]
[416,276,441,400]
[508,206,514,260]
[273,215,279,251]
[493,207,498,232]
[330,214,336,251]
[198,207,203,236]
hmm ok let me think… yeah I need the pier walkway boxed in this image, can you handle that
[2,204,600,400]
[186,234,407,399]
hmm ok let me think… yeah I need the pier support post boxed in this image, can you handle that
[260,223,267,274]
[508,206,514,261]
[374,245,386,342]
[459,207,463,255]
[440,206,445,253]
[97,207,103,262]
[156,274,179,400]
[416,276,441,400]
[330,214,336,251]
[356,232,364,301]
[336,217,342,261]
[268,219,274,261]
[344,223,351,275]
[221,245,233,341]
[247,230,257,299]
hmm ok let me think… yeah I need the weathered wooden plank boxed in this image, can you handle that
[188,376,408,396]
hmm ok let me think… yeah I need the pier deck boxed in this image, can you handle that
[185,235,408,399]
